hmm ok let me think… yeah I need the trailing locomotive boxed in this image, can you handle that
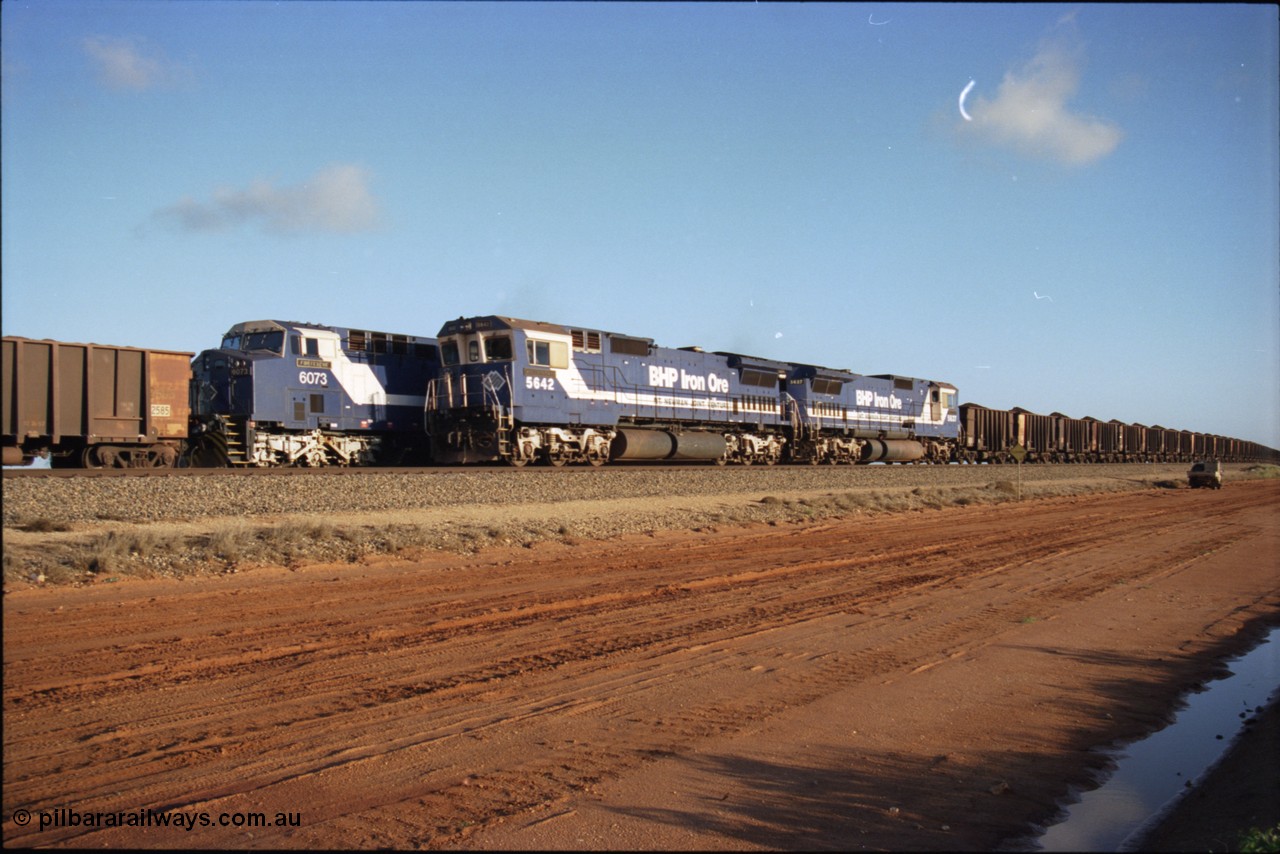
[188,320,439,466]
[424,315,960,467]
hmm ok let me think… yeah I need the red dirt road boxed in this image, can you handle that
[4,481,1279,850]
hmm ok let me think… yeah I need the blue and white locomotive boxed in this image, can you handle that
[189,319,438,466]
[425,315,959,466]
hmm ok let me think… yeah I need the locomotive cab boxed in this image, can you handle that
[428,316,586,465]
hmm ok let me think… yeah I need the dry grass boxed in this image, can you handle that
[4,466,1273,587]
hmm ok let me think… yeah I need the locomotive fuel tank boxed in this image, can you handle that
[610,429,676,460]
[609,429,728,462]
[860,438,926,463]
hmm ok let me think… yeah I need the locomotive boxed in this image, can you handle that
[424,315,960,467]
[188,320,439,466]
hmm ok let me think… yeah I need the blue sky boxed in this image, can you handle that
[3,2,1278,448]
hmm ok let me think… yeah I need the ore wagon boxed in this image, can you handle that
[2,336,192,467]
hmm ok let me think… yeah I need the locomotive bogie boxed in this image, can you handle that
[797,435,862,465]
[239,427,381,467]
[720,431,782,465]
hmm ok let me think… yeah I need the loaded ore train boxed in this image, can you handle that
[4,314,1277,468]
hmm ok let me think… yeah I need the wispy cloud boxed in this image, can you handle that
[82,35,189,92]
[152,164,381,236]
[963,41,1123,166]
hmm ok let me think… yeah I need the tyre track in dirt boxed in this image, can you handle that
[4,481,1278,849]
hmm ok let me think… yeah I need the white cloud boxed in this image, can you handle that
[964,42,1123,166]
[153,164,381,236]
[82,35,186,92]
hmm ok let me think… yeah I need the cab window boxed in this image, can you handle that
[441,340,460,366]
[527,339,568,369]
[484,335,513,361]
[243,331,284,354]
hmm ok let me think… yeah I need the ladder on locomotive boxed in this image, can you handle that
[221,416,253,466]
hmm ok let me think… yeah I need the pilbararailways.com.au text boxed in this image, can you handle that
[13,806,302,833]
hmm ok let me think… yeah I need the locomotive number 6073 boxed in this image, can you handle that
[298,371,329,386]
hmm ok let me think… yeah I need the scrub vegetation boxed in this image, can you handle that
[7,463,1275,587]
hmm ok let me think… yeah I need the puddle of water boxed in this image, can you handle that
[1027,625,1279,853]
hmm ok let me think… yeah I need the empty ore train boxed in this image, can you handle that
[4,315,1277,468]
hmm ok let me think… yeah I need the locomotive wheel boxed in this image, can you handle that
[81,445,124,468]
[506,454,529,468]
[585,437,610,467]
[146,444,177,468]
[189,434,231,467]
